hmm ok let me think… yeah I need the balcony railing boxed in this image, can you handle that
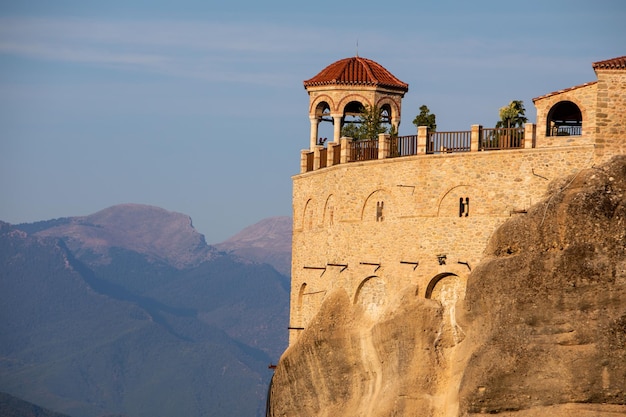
[350,139,378,161]
[550,125,582,136]
[300,123,557,173]
[427,131,471,154]
[480,127,524,150]
[389,135,418,157]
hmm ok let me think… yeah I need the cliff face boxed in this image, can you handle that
[269,156,626,417]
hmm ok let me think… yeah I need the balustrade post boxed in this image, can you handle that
[417,126,428,154]
[300,150,310,173]
[524,123,536,149]
[378,133,390,159]
[340,137,352,163]
[471,125,481,152]
[327,140,337,166]
[313,145,324,170]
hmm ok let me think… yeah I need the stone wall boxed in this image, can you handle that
[289,144,596,344]
[534,82,597,147]
[290,58,626,345]
[595,69,626,162]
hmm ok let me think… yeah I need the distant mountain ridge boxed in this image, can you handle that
[0,391,76,417]
[1,205,292,417]
[214,216,292,276]
[26,204,216,269]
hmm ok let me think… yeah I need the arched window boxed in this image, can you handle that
[342,100,366,130]
[315,101,333,144]
[546,101,582,136]
[380,104,392,124]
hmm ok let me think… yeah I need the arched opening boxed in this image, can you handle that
[354,276,386,318]
[381,104,391,123]
[425,273,459,299]
[302,199,314,230]
[342,100,366,133]
[425,273,466,346]
[323,194,335,226]
[315,101,333,145]
[546,101,582,136]
[361,189,391,222]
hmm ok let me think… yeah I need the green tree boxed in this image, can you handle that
[341,104,389,140]
[496,100,527,128]
[412,105,437,131]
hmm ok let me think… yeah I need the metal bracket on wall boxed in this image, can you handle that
[457,261,471,271]
[327,263,348,272]
[397,184,416,194]
[304,265,327,276]
[359,262,381,272]
[400,260,419,270]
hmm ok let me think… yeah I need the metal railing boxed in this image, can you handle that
[389,135,418,157]
[332,143,341,165]
[550,125,582,136]
[350,139,378,161]
[301,124,542,172]
[427,131,471,154]
[480,127,524,150]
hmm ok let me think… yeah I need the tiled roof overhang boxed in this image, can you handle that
[304,56,408,91]
[532,81,597,103]
[592,56,626,70]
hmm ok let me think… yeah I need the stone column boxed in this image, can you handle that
[340,137,352,163]
[378,133,390,159]
[300,150,309,174]
[332,114,343,143]
[313,146,323,170]
[327,140,338,167]
[417,126,428,154]
[309,116,319,150]
[471,124,482,152]
[524,123,536,149]
[392,116,401,135]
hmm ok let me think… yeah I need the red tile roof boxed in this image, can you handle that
[532,81,597,103]
[592,56,626,70]
[304,56,408,91]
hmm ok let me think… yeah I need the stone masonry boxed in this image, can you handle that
[288,56,626,345]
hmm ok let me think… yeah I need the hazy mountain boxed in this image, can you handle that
[0,391,76,417]
[26,204,216,269]
[214,216,292,277]
[0,205,291,417]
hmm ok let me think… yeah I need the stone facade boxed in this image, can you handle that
[595,67,626,160]
[288,57,626,345]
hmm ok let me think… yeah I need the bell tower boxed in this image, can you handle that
[303,56,409,150]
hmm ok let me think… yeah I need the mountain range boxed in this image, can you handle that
[0,204,292,417]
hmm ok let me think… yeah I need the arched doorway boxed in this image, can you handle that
[425,273,466,346]
[354,276,386,319]
[546,101,582,136]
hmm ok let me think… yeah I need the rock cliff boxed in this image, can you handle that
[269,156,626,416]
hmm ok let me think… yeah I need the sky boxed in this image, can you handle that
[0,0,624,243]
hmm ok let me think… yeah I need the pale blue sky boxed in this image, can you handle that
[1,0,624,242]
